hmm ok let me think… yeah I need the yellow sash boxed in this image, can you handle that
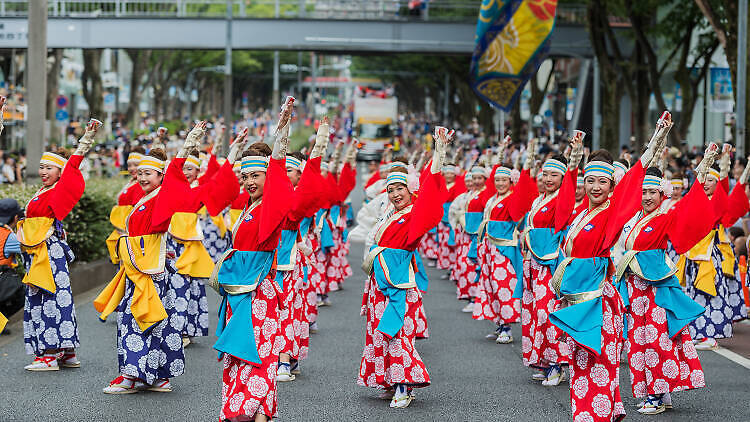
[107,205,136,265]
[16,217,56,294]
[94,234,168,332]
[677,227,735,296]
[0,311,7,334]
[169,212,213,277]
[226,209,243,234]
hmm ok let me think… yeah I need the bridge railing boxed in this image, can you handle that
[0,1,588,24]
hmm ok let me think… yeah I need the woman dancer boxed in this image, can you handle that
[474,137,536,343]
[19,120,100,371]
[106,146,145,264]
[613,146,720,414]
[436,162,465,272]
[548,116,669,422]
[358,127,450,409]
[450,172,475,289]
[94,122,218,393]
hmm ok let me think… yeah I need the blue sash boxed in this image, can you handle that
[330,204,341,227]
[213,250,275,365]
[274,229,298,287]
[371,246,428,338]
[440,202,456,246]
[299,216,313,239]
[548,257,609,354]
[316,209,334,250]
[526,227,564,267]
[465,211,483,260]
[615,249,705,338]
[485,220,524,299]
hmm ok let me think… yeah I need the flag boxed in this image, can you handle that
[470,0,557,112]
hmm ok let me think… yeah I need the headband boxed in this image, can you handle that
[707,168,720,181]
[642,175,662,190]
[286,155,304,171]
[127,152,144,164]
[442,165,458,174]
[470,166,489,178]
[379,163,390,172]
[494,166,512,179]
[184,155,201,170]
[386,172,409,188]
[614,161,628,174]
[584,161,615,180]
[138,156,166,173]
[542,159,566,175]
[240,156,269,174]
[670,179,684,188]
[233,161,241,170]
[40,152,67,169]
[391,162,408,171]
[576,175,584,187]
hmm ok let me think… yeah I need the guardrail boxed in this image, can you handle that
[0,1,589,24]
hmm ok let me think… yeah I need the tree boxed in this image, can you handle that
[82,49,104,118]
[46,49,63,121]
[124,49,151,129]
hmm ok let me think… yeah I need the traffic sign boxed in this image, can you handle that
[103,93,116,112]
[56,95,68,108]
[55,109,69,121]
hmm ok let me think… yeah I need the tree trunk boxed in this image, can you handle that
[124,49,151,129]
[46,49,62,124]
[600,78,621,152]
[82,49,104,119]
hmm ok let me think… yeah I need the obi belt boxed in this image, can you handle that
[464,211,483,260]
[480,220,524,299]
[315,209,334,250]
[439,202,455,246]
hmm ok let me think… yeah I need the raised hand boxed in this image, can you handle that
[641,111,673,166]
[431,126,454,174]
[740,156,750,185]
[567,130,585,170]
[75,118,102,156]
[227,127,249,164]
[310,117,330,160]
[696,142,720,184]
[524,137,538,170]
[275,96,295,135]
[718,143,732,179]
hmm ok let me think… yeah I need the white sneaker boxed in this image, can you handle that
[389,385,414,408]
[637,395,666,414]
[694,338,718,351]
[496,331,513,344]
[276,363,296,382]
[541,365,565,386]
[638,392,673,409]
[309,321,319,334]
[531,372,547,381]
[461,302,474,313]
[290,361,301,375]
[24,355,59,371]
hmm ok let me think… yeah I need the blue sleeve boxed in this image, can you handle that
[4,232,21,256]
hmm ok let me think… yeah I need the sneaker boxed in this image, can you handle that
[541,365,565,387]
[638,392,673,409]
[637,395,666,415]
[461,302,474,313]
[103,375,144,394]
[276,363,296,382]
[389,385,414,409]
[147,378,173,393]
[485,325,503,339]
[323,297,332,307]
[290,360,301,375]
[694,338,718,351]
[531,370,547,381]
[24,355,59,372]
[496,326,513,344]
[58,352,81,368]
[309,321,319,334]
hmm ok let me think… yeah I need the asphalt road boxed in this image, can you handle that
[1,165,749,421]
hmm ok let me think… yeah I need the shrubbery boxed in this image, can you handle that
[0,177,125,263]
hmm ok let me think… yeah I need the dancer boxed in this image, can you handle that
[474,137,536,343]
[450,172,475,289]
[436,161,465,271]
[106,146,145,264]
[613,145,720,414]
[677,144,750,350]
[19,119,100,371]
[211,99,298,421]
[358,126,450,409]
[94,121,215,393]
[549,115,669,422]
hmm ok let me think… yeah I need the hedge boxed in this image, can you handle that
[0,177,126,263]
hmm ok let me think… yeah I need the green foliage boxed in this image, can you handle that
[0,177,125,263]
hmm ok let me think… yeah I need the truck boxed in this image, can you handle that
[353,96,398,161]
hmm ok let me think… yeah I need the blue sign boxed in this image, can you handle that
[56,95,68,108]
[55,109,69,121]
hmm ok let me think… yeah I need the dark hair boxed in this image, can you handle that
[288,151,306,162]
[131,146,146,154]
[710,163,720,172]
[243,143,272,158]
[189,149,200,158]
[148,148,167,161]
[587,149,613,165]
[671,171,685,180]
[392,156,408,164]
[550,153,568,165]
[617,158,630,169]
[645,167,663,178]
[48,147,71,160]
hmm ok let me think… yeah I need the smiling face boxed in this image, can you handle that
[443,172,456,184]
[542,170,563,194]
[584,175,613,207]
[137,168,164,193]
[704,177,718,197]
[494,176,511,195]
[575,185,585,202]
[242,171,266,202]
[38,164,61,187]
[472,175,486,189]
[642,188,662,213]
[183,164,200,184]
[127,160,139,179]
[387,183,412,211]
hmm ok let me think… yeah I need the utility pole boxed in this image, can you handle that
[443,73,449,124]
[28,0,47,177]
[738,0,748,155]
[223,0,233,151]
[273,0,280,115]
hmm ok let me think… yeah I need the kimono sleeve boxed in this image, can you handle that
[49,154,85,221]
[666,181,715,254]
[508,169,537,222]
[721,182,749,228]
[199,160,240,216]
[407,172,448,245]
[288,157,327,221]
[152,157,192,229]
[554,168,578,233]
[604,160,646,245]
[258,158,295,244]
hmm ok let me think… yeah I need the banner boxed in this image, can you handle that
[470,0,558,112]
[709,67,733,113]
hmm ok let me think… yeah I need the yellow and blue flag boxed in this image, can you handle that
[470,0,557,111]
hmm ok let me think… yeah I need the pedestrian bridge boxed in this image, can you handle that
[0,1,602,57]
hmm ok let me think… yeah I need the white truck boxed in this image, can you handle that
[353,96,397,161]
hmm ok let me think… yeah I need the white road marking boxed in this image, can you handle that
[714,347,750,370]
